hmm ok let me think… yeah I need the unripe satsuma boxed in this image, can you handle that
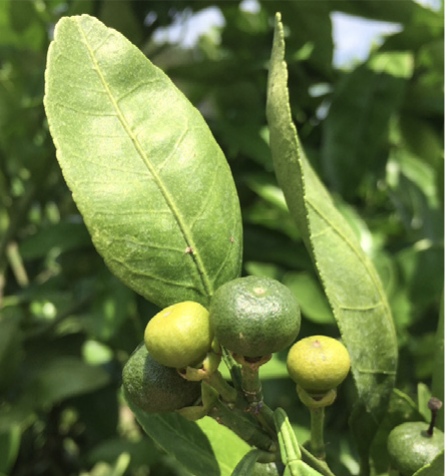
[387,421,444,476]
[144,301,212,369]
[287,335,350,394]
[122,343,201,413]
[209,276,301,358]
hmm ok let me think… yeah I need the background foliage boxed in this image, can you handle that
[0,1,443,475]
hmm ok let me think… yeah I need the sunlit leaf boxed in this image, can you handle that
[44,15,242,309]
[266,14,398,472]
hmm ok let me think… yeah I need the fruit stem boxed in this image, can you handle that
[234,354,277,435]
[206,370,238,403]
[309,406,326,460]
[208,398,278,454]
[427,397,443,436]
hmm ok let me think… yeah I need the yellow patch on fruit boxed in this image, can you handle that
[144,301,212,369]
[286,335,350,394]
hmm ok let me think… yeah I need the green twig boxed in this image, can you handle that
[310,407,326,459]
[206,369,238,403]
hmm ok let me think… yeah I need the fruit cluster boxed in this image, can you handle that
[122,275,443,473]
[123,276,350,414]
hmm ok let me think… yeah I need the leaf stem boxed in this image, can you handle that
[206,370,238,404]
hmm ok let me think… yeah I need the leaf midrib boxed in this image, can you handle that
[75,19,213,299]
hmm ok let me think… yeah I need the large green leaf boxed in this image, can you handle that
[266,14,398,472]
[128,402,250,476]
[44,15,242,309]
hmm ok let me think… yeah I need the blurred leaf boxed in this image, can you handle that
[263,1,333,77]
[66,0,95,16]
[417,382,433,422]
[431,292,444,431]
[436,160,444,209]
[9,0,36,32]
[282,272,335,325]
[396,245,444,311]
[19,221,92,260]
[44,15,242,309]
[322,52,413,198]
[0,311,23,392]
[267,15,398,472]
[245,262,282,280]
[25,356,110,407]
[330,0,435,24]
[399,115,443,169]
[0,425,20,474]
[128,403,250,476]
[0,0,45,50]
[99,0,143,45]
[88,436,159,469]
[83,275,134,341]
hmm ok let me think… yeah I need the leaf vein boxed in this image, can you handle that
[76,18,213,299]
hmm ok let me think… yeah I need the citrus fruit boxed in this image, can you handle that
[209,276,301,358]
[144,301,212,369]
[387,421,444,476]
[122,343,201,413]
[287,335,350,394]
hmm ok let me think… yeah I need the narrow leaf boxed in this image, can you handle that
[231,449,262,476]
[266,13,398,470]
[44,15,242,308]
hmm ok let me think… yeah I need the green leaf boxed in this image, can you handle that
[0,425,20,474]
[128,403,251,476]
[44,15,242,309]
[231,449,262,476]
[25,356,111,407]
[266,13,397,472]
[431,292,444,431]
[321,52,413,199]
[283,272,335,325]
[418,382,433,422]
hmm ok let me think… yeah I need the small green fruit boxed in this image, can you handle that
[144,301,212,368]
[209,276,301,358]
[287,335,350,394]
[387,421,444,476]
[122,343,201,413]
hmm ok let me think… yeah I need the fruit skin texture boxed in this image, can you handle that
[122,343,201,413]
[209,276,301,358]
[144,301,212,368]
[287,335,350,394]
[387,422,444,476]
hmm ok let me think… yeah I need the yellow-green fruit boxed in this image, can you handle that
[387,422,444,476]
[122,343,201,413]
[144,301,212,369]
[287,336,350,394]
[209,276,301,358]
